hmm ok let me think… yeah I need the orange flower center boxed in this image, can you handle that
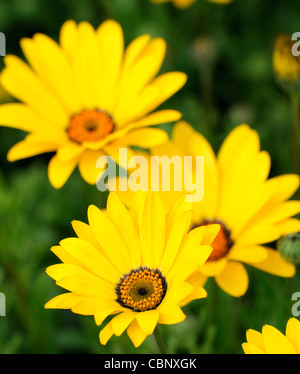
[116,267,167,312]
[67,109,114,144]
[198,220,233,261]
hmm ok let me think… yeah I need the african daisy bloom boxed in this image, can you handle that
[148,122,299,297]
[242,318,300,354]
[45,191,219,348]
[0,20,186,188]
[150,0,232,10]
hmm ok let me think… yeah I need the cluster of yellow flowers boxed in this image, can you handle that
[0,2,299,354]
[150,0,233,9]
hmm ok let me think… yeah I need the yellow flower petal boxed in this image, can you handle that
[21,33,81,114]
[106,192,141,269]
[126,319,148,348]
[73,22,103,109]
[136,309,159,335]
[111,311,136,336]
[46,264,115,299]
[218,151,271,234]
[186,269,207,288]
[172,121,219,220]
[78,149,106,185]
[56,276,113,300]
[117,128,169,148]
[215,261,249,297]
[121,34,151,77]
[48,153,80,189]
[248,248,295,277]
[7,138,57,162]
[158,301,186,324]
[266,174,300,204]
[201,224,221,245]
[71,220,101,250]
[286,318,300,353]
[113,38,166,121]
[50,245,83,267]
[87,204,132,274]
[139,192,166,268]
[178,226,208,254]
[57,140,84,161]
[199,257,228,276]
[217,124,259,173]
[165,280,194,304]
[165,195,192,234]
[276,218,300,236]
[44,293,81,309]
[50,265,114,299]
[94,306,122,326]
[123,109,182,131]
[71,298,117,316]
[228,245,269,263]
[0,103,54,132]
[99,320,114,345]
[166,260,198,283]
[237,223,280,246]
[59,20,77,59]
[242,342,265,354]
[179,286,207,307]
[262,325,296,354]
[160,210,192,275]
[245,329,265,351]
[1,55,68,127]
[59,237,120,283]
[96,20,124,111]
[145,72,187,113]
[253,201,300,227]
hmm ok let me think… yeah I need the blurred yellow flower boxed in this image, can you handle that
[273,34,300,82]
[150,0,232,9]
[0,20,186,188]
[45,191,219,347]
[242,318,300,354]
[148,122,299,297]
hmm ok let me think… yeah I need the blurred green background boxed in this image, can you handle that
[0,0,299,354]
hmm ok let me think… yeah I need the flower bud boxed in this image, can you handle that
[273,34,300,91]
[277,233,300,265]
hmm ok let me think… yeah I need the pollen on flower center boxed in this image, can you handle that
[115,267,167,312]
[67,109,114,144]
[198,220,233,261]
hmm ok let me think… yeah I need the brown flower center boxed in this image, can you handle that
[198,220,233,261]
[116,267,167,312]
[67,109,114,144]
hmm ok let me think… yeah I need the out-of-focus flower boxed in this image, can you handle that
[150,0,232,10]
[242,318,300,354]
[45,191,219,347]
[190,37,218,66]
[0,20,186,188]
[148,122,299,297]
[273,34,300,84]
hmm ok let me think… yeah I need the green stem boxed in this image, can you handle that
[200,64,215,133]
[290,92,300,174]
[153,326,167,354]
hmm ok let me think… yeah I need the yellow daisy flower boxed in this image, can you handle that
[150,0,232,10]
[242,318,300,354]
[149,122,299,297]
[45,191,219,348]
[0,20,186,188]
